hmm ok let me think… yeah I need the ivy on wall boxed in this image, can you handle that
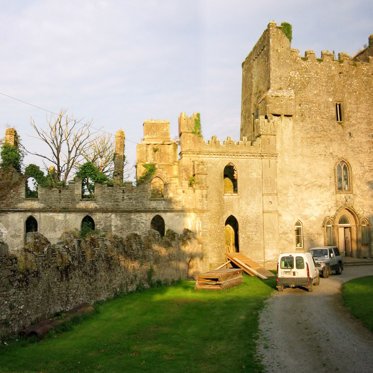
[137,163,156,185]
[280,22,292,42]
[192,113,202,136]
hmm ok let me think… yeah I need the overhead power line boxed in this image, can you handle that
[0,90,138,144]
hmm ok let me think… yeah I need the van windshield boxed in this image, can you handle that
[311,249,328,257]
[280,256,294,269]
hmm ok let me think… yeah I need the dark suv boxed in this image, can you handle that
[309,246,343,278]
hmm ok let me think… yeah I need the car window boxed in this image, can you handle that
[280,256,294,269]
[334,247,340,256]
[296,256,305,269]
[311,249,328,257]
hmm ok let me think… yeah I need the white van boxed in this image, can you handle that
[276,252,320,292]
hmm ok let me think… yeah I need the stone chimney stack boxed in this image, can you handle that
[113,129,125,183]
[5,128,18,147]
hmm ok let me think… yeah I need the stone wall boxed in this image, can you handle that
[240,22,373,257]
[0,229,203,339]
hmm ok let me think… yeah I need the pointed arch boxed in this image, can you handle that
[81,215,95,236]
[361,218,371,246]
[335,160,352,192]
[323,217,335,246]
[150,176,164,198]
[151,215,165,237]
[225,215,239,252]
[223,163,238,194]
[334,207,358,257]
[295,220,303,248]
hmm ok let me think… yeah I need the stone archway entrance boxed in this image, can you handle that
[225,215,239,253]
[335,209,357,257]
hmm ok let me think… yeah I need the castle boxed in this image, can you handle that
[1,22,372,270]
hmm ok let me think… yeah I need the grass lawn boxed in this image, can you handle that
[342,276,373,332]
[0,276,275,373]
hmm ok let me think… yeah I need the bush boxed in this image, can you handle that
[0,143,22,172]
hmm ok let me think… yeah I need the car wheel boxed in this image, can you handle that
[322,266,329,278]
[336,264,342,275]
[315,276,320,286]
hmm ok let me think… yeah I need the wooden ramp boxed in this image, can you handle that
[195,268,242,290]
[226,253,274,279]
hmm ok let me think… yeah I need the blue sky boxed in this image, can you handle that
[0,0,372,178]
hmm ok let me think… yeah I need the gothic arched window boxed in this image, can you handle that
[295,220,303,248]
[336,161,351,192]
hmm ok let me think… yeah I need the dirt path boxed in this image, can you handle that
[257,266,373,373]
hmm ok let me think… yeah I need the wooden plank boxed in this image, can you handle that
[196,276,242,290]
[226,253,274,279]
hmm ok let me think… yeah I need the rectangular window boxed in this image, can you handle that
[336,103,343,122]
[295,256,305,269]
[280,256,294,269]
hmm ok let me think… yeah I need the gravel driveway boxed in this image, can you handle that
[257,265,373,373]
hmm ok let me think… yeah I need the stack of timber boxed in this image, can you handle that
[195,268,242,290]
[226,253,275,279]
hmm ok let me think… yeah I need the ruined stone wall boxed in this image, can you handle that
[0,229,203,339]
[178,113,278,269]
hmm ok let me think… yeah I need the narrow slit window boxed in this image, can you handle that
[336,103,343,122]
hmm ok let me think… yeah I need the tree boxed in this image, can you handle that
[0,142,23,172]
[29,110,94,184]
[80,133,114,176]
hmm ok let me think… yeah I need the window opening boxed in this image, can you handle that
[336,161,351,192]
[25,177,38,198]
[25,216,38,233]
[81,215,95,236]
[151,215,165,237]
[223,163,238,194]
[82,177,95,199]
[150,177,164,198]
[361,219,370,245]
[339,215,349,225]
[325,219,335,245]
[336,103,343,122]
[295,220,303,248]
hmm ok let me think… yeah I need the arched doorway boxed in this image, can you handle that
[151,215,165,237]
[335,208,357,257]
[225,215,239,253]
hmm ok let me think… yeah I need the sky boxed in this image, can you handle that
[0,0,372,179]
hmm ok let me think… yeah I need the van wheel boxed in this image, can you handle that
[277,285,284,292]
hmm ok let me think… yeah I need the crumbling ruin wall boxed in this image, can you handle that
[0,229,203,339]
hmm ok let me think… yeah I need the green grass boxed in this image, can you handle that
[342,276,373,332]
[0,276,274,373]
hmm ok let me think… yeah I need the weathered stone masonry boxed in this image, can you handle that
[0,22,372,338]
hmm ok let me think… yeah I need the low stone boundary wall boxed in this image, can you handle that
[0,229,203,339]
